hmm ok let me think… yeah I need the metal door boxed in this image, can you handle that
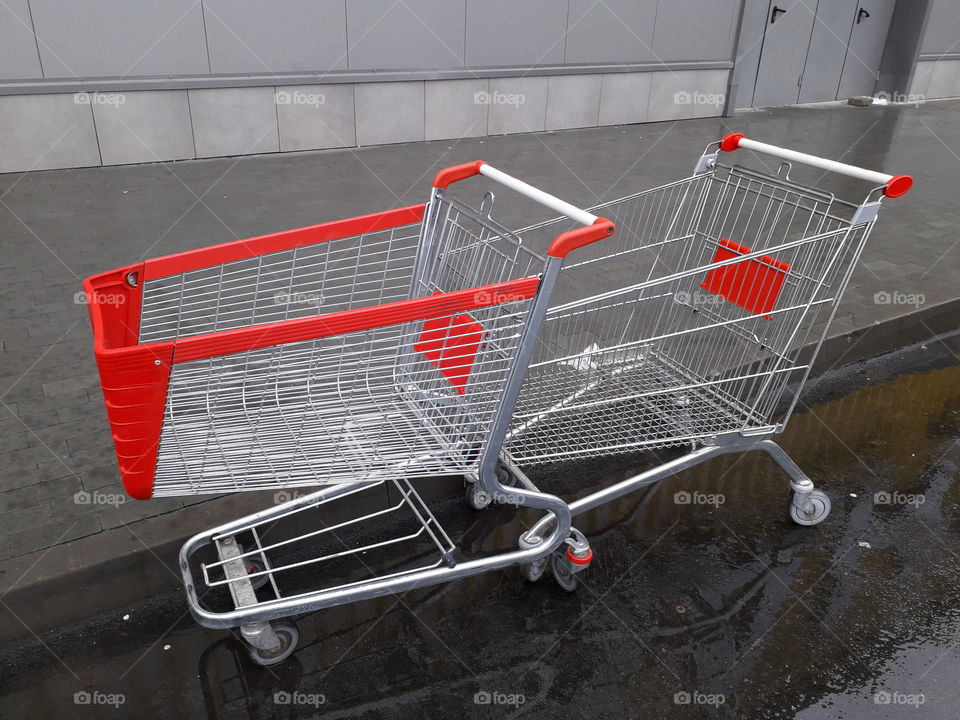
[752,0,818,107]
[798,0,860,103]
[837,0,896,98]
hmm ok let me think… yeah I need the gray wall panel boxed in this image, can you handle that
[7,0,742,83]
[0,0,43,80]
[92,90,194,165]
[920,0,960,55]
[0,93,100,171]
[652,0,739,62]
[565,0,657,64]
[189,87,279,158]
[799,0,858,103]
[204,0,347,74]
[731,0,768,109]
[354,81,425,145]
[30,0,208,77]
[347,0,465,70]
[465,0,567,66]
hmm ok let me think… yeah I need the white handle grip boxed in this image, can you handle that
[719,133,912,197]
[478,164,598,226]
[430,160,614,259]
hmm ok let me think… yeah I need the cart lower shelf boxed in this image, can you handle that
[192,478,457,615]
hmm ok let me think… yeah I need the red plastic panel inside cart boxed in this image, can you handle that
[701,238,791,318]
[415,308,485,395]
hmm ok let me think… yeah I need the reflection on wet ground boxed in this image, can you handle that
[2,335,960,719]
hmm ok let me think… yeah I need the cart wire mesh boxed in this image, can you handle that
[139,221,424,344]
[506,163,873,463]
[140,196,544,495]
[153,296,535,495]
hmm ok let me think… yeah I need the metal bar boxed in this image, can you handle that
[0,61,734,96]
[523,435,795,542]
[180,485,571,628]
[733,136,894,186]
[478,165,599,226]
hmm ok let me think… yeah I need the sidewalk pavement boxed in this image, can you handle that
[1,97,959,641]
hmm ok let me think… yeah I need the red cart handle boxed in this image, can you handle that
[432,161,615,258]
[719,132,912,198]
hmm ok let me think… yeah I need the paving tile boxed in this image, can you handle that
[2,513,101,560]
[79,465,121,492]
[37,458,83,483]
[49,485,121,522]
[98,496,184,531]
[0,476,82,514]
[0,503,53,535]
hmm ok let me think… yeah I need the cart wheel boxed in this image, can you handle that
[465,483,493,510]
[247,621,299,667]
[521,557,548,582]
[496,462,516,487]
[243,558,269,591]
[790,490,831,526]
[550,551,580,593]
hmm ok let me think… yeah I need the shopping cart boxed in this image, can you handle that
[84,133,911,665]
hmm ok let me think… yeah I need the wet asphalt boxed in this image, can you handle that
[1,332,959,720]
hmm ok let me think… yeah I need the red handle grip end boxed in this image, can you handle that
[884,174,913,198]
[548,218,615,259]
[720,132,745,152]
[432,161,487,189]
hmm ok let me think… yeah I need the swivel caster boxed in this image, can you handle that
[551,550,580,592]
[789,479,831,526]
[242,620,300,667]
[551,529,593,592]
[521,556,548,582]
[465,459,515,510]
[465,483,493,510]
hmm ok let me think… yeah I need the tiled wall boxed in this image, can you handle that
[0,70,730,173]
[1,0,740,80]
[910,60,960,101]
[912,0,960,100]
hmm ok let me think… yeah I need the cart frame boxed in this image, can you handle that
[85,133,911,664]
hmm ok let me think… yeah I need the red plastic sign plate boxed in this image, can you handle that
[701,238,791,318]
[415,312,485,395]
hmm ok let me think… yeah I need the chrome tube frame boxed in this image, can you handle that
[520,432,807,545]
[177,138,904,636]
